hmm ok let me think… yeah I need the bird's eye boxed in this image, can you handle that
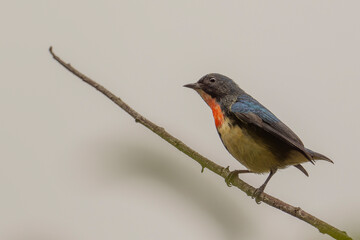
[209,78,216,83]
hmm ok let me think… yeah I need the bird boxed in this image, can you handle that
[184,73,333,201]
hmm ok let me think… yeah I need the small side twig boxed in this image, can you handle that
[49,46,352,240]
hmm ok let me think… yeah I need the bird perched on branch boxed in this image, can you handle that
[184,73,332,201]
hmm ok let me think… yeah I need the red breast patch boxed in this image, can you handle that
[197,90,224,128]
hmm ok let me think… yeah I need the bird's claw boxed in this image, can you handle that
[225,169,250,187]
[252,187,265,204]
[225,170,237,187]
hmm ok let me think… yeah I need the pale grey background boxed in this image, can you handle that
[1,1,359,239]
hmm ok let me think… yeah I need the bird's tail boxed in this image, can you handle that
[305,148,334,163]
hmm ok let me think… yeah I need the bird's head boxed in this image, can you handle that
[184,73,243,105]
[184,73,244,127]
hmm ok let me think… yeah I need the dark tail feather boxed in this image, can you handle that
[294,164,309,176]
[306,148,334,163]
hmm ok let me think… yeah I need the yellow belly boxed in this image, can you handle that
[217,118,307,173]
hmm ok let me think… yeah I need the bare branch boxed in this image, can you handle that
[49,46,353,240]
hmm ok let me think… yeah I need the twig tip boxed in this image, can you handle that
[49,46,54,55]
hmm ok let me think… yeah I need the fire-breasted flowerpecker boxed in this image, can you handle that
[184,73,332,200]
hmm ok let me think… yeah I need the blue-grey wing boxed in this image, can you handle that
[231,95,313,162]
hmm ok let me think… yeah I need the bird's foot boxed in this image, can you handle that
[251,169,276,204]
[225,169,250,187]
[252,186,265,204]
[225,170,237,187]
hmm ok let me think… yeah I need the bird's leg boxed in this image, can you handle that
[252,168,277,203]
[225,169,252,187]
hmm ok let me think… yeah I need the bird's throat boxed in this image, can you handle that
[197,90,224,128]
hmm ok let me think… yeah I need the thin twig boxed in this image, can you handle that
[49,46,352,240]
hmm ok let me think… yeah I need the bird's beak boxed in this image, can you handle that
[183,82,201,89]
